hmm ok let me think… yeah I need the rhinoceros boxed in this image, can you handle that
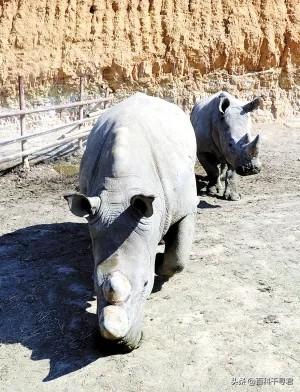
[190,91,262,201]
[64,93,197,350]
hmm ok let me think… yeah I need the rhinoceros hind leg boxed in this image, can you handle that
[198,153,223,197]
[156,214,195,278]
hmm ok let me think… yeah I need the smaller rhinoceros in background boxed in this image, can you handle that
[190,91,262,201]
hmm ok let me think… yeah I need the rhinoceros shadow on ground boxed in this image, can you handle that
[0,222,164,382]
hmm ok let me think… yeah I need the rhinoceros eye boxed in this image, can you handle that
[228,142,233,147]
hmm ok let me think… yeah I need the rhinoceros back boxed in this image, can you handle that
[80,93,197,229]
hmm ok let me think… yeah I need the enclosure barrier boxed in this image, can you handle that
[0,76,113,171]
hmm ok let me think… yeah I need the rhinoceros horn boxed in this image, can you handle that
[238,133,251,146]
[102,271,131,305]
[245,134,260,157]
[99,305,130,340]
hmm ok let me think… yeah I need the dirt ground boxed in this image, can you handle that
[0,122,299,392]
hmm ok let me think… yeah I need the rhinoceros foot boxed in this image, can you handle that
[156,259,184,278]
[207,183,223,197]
[223,190,241,201]
[155,243,184,278]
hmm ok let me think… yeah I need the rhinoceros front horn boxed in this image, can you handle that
[246,134,260,157]
[99,305,130,340]
[102,271,131,305]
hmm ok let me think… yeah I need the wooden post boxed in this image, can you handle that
[18,76,30,169]
[104,87,110,109]
[78,76,84,149]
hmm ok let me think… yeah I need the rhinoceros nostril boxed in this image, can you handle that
[144,280,148,287]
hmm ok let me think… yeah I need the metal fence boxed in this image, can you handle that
[0,76,114,171]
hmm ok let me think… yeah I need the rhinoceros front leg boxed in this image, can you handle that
[220,163,227,182]
[157,214,195,278]
[198,153,223,197]
[223,167,241,201]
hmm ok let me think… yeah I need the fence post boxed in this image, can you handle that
[104,87,110,109]
[18,76,30,169]
[78,76,85,149]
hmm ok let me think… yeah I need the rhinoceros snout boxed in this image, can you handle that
[102,271,131,305]
[98,270,143,350]
[236,164,261,176]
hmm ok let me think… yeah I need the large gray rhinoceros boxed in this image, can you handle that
[191,91,262,201]
[64,93,197,350]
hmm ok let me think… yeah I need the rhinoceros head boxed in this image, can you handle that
[214,94,262,175]
[64,189,158,351]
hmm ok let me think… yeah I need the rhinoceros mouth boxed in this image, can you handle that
[97,329,143,353]
[236,165,261,176]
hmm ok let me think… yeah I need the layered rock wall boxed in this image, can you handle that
[0,0,299,118]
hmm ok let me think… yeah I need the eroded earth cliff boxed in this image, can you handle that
[0,0,299,117]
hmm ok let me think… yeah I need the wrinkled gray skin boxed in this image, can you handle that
[191,91,262,201]
[64,93,197,351]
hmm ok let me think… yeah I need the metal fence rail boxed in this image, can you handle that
[0,76,113,171]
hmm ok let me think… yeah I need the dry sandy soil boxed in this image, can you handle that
[0,123,299,392]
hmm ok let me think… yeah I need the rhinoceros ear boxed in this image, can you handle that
[219,95,230,114]
[130,194,155,218]
[243,97,262,113]
[64,193,101,217]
